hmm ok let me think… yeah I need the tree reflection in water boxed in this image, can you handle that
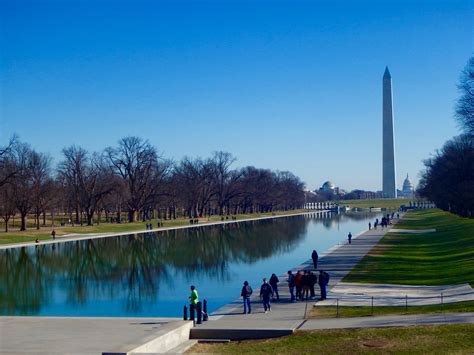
[0,213,377,315]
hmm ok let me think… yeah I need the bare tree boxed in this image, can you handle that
[106,137,170,222]
[456,56,474,135]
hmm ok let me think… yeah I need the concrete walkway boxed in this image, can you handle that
[388,228,436,234]
[300,312,474,330]
[0,316,191,354]
[190,216,405,340]
[316,283,474,306]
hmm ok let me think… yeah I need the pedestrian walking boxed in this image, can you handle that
[260,278,273,313]
[269,273,280,301]
[51,230,56,240]
[311,249,319,269]
[318,270,330,300]
[368,222,371,230]
[348,232,352,244]
[287,270,295,302]
[241,281,253,314]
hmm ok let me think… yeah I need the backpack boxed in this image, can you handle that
[246,285,253,296]
[323,272,330,284]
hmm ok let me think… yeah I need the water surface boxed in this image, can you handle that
[0,212,378,317]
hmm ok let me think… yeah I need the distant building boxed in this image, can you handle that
[398,174,415,198]
[320,181,336,192]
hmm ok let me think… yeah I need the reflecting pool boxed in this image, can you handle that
[0,212,379,317]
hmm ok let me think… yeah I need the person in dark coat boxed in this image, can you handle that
[259,278,274,313]
[287,270,295,302]
[241,281,253,314]
[294,271,303,301]
[301,271,310,300]
[318,270,330,300]
[348,232,352,244]
[309,271,317,299]
[269,273,280,301]
[311,249,319,269]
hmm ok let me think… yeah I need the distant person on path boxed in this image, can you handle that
[318,270,330,300]
[348,232,352,244]
[259,278,274,313]
[397,213,400,219]
[287,270,295,302]
[295,271,303,301]
[51,230,56,240]
[311,249,319,269]
[241,281,253,314]
[269,273,280,301]
[368,222,371,230]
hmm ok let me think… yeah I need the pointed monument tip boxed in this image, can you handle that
[384,66,391,78]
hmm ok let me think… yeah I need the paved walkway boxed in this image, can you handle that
[388,228,436,234]
[300,312,474,330]
[316,283,474,306]
[0,316,190,354]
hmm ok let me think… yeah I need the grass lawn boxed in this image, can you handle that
[340,198,413,209]
[188,324,474,354]
[0,210,306,245]
[310,300,474,318]
[344,209,474,287]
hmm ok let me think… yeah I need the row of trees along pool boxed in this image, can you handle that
[0,140,306,231]
[418,56,474,218]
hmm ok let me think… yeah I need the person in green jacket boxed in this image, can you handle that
[189,285,199,305]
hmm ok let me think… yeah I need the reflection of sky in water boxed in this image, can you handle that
[0,212,380,317]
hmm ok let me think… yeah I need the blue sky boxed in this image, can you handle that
[1,0,473,191]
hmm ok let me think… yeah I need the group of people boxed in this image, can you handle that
[371,213,400,230]
[239,249,330,314]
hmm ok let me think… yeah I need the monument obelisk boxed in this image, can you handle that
[382,66,397,198]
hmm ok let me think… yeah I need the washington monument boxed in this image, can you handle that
[382,66,397,198]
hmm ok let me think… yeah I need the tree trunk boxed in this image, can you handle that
[36,212,41,230]
[128,209,135,223]
[20,213,27,231]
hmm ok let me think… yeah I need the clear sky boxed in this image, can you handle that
[1,0,473,191]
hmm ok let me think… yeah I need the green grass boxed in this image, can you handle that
[345,209,474,287]
[189,324,474,354]
[0,210,306,245]
[340,198,413,209]
[310,301,474,318]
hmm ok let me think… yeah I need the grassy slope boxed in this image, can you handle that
[344,209,474,287]
[0,210,305,245]
[189,324,474,354]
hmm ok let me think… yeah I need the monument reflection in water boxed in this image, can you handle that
[0,212,379,317]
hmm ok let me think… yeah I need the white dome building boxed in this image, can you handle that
[400,174,414,198]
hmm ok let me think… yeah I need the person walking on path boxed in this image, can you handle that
[311,249,319,269]
[287,270,295,302]
[301,271,310,300]
[318,270,330,300]
[241,281,253,314]
[51,230,56,240]
[348,232,352,244]
[260,278,274,313]
[368,222,371,230]
[269,273,280,301]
